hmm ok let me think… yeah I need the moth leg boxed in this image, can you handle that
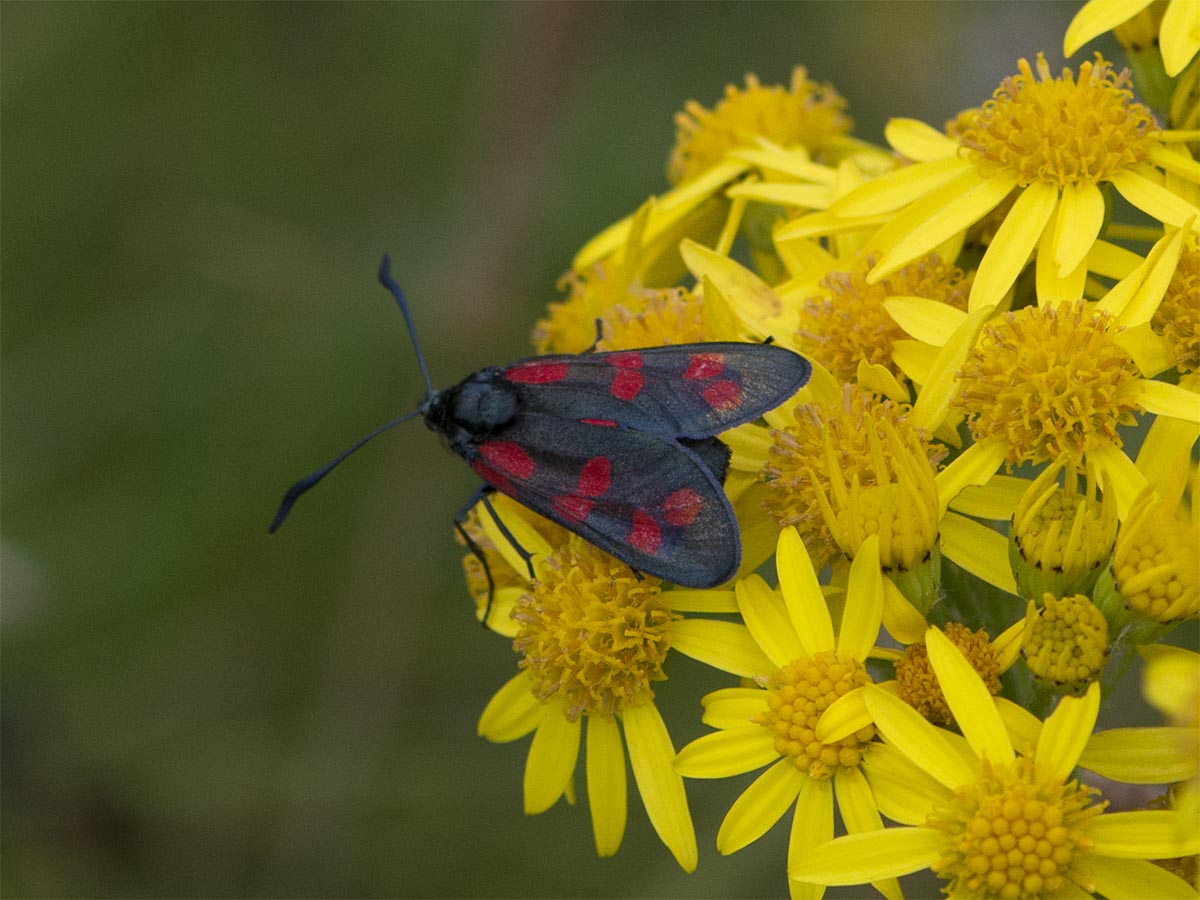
[453,487,498,628]
[479,492,537,581]
[582,318,603,353]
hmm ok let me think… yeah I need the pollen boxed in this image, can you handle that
[1110,486,1200,623]
[895,623,1002,727]
[1021,595,1110,694]
[511,536,676,720]
[928,755,1105,899]
[1151,241,1200,374]
[797,252,971,382]
[1011,457,1118,600]
[956,53,1160,188]
[954,301,1143,467]
[752,651,874,780]
[668,66,852,184]
[598,286,710,350]
[762,385,946,570]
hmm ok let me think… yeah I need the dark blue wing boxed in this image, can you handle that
[498,343,810,439]
[466,411,741,588]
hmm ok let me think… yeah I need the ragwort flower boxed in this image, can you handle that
[791,629,1200,898]
[471,497,698,870]
[673,531,900,900]
[780,54,1200,312]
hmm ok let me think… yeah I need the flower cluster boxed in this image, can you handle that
[455,13,1200,899]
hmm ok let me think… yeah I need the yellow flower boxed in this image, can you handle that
[673,531,902,900]
[886,289,1200,516]
[751,383,946,574]
[668,67,853,185]
[1019,594,1110,694]
[780,55,1200,312]
[471,497,698,870]
[1151,236,1200,373]
[1009,456,1119,600]
[1065,0,1200,78]
[791,629,1200,898]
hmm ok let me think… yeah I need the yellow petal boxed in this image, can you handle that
[524,702,580,814]
[1078,726,1199,783]
[729,145,837,183]
[832,156,967,217]
[667,588,738,614]
[1089,238,1145,279]
[787,776,835,900]
[586,714,627,857]
[1160,0,1200,76]
[1133,378,1200,423]
[1088,854,1200,900]
[995,696,1043,751]
[777,527,835,654]
[881,578,928,644]
[1100,219,1190,327]
[478,671,542,742]
[891,339,939,387]
[674,725,779,778]
[839,534,884,662]
[885,118,960,162]
[1035,201,1090,306]
[862,742,952,825]
[1053,181,1106,276]
[727,181,834,209]
[834,768,903,900]
[573,158,749,270]
[1064,0,1149,56]
[939,511,1018,595]
[884,296,968,345]
[856,359,911,404]
[936,439,1011,517]
[911,304,994,434]
[1109,168,1200,229]
[670,619,774,678]
[681,238,780,322]
[992,619,1027,673]
[968,180,1058,311]
[737,574,805,668]
[926,627,1014,765]
[947,474,1030,520]
[717,758,806,854]
[1088,442,1150,518]
[1085,809,1200,858]
[1136,408,1200,484]
[816,687,870,743]
[864,685,976,789]
[869,172,1017,283]
[789,826,944,885]
[1036,681,1100,782]
[623,702,698,872]
[701,687,768,730]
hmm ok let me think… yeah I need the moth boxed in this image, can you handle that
[271,256,811,618]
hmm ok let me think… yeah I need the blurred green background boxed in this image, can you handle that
[3,3,1095,897]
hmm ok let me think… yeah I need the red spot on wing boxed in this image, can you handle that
[478,441,536,479]
[609,352,644,368]
[702,379,741,411]
[580,418,618,428]
[578,457,612,497]
[553,495,593,522]
[628,510,662,553]
[683,353,726,381]
[610,369,644,401]
[661,487,705,526]
[505,361,568,384]
[471,459,514,495]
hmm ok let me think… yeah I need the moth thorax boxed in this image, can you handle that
[447,377,520,435]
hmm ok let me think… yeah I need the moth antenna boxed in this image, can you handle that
[269,408,424,533]
[378,254,436,400]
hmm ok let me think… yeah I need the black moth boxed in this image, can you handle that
[272,255,811,621]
